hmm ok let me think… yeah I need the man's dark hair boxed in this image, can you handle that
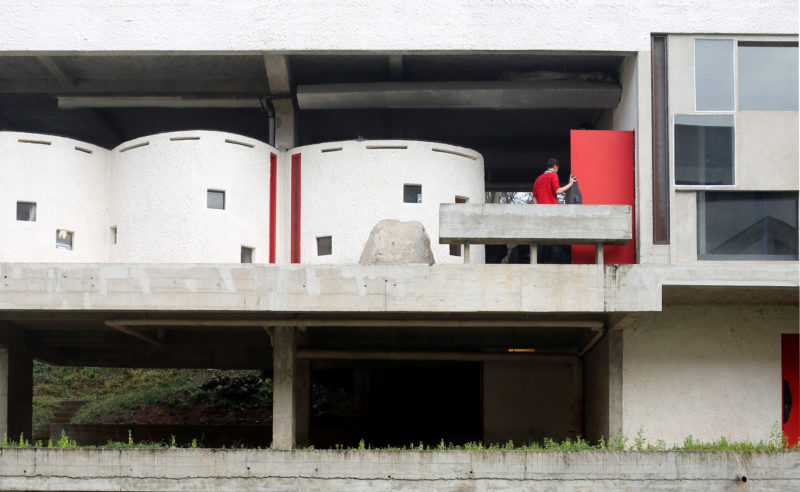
[546,158,560,169]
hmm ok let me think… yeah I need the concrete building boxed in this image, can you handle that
[0,0,797,455]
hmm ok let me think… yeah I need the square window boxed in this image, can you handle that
[450,244,461,256]
[317,236,332,256]
[697,191,798,260]
[404,184,422,203]
[56,229,73,250]
[16,201,36,221]
[674,114,734,185]
[207,189,225,209]
[241,246,253,263]
[695,39,734,111]
[739,43,799,110]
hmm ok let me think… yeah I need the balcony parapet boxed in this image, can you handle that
[439,203,632,263]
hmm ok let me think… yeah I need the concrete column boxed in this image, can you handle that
[0,324,33,442]
[272,98,296,150]
[272,326,309,449]
[608,330,623,438]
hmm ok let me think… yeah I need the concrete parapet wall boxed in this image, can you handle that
[0,449,797,491]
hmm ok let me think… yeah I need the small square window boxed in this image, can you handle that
[56,229,73,250]
[16,201,36,221]
[110,226,117,245]
[207,189,225,209]
[450,244,462,256]
[241,246,253,263]
[404,184,422,203]
[317,236,332,256]
[739,43,799,110]
[674,114,734,186]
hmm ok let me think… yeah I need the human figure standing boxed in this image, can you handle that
[532,158,577,263]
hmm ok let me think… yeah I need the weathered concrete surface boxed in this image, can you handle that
[359,220,435,265]
[0,262,796,314]
[0,449,797,491]
[439,203,632,245]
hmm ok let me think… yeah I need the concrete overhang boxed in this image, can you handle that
[0,262,796,315]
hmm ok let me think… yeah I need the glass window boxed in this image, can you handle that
[316,236,332,256]
[404,184,422,203]
[16,201,36,221]
[695,39,734,111]
[697,191,798,260]
[674,114,734,185]
[241,246,253,263]
[739,43,799,110]
[207,189,225,209]
[56,229,73,250]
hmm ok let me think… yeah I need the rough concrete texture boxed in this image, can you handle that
[359,220,435,266]
[1,1,796,52]
[0,262,795,313]
[622,304,799,446]
[0,449,797,491]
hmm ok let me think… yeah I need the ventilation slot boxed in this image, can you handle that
[225,139,255,148]
[119,141,150,153]
[432,148,478,160]
[74,146,93,154]
[170,136,200,141]
[366,145,408,150]
[18,139,51,145]
[321,147,343,153]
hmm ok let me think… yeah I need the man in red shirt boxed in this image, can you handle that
[533,158,576,204]
[532,158,577,263]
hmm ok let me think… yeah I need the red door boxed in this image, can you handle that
[783,334,799,447]
[570,130,635,264]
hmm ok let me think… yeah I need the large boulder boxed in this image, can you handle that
[359,219,435,265]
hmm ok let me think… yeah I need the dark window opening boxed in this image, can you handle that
[317,236,332,256]
[241,246,253,263]
[207,189,225,209]
[16,201,36,221]
[404,184,422,203]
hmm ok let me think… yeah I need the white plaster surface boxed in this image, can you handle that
[0,132,109,263]
[622,304,799,446]
[108,131,273,263]
[0,1,796,53]
[294,140,485,264]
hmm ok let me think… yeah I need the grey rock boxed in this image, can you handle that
[359,219,435,265]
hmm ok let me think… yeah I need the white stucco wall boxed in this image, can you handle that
[622,304,798,446]
[0,1,796,53]
[293,140,485,264]
[0,132,109,262]
[108,131,273,263]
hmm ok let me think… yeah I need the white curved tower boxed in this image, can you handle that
[286,140,485,264]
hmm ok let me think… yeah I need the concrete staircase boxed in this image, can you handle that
[35,400,87,444]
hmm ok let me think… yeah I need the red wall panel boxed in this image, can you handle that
[570,130,635,264]
[783,333,799,447]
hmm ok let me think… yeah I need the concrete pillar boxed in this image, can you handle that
[0,324,33,442]
[608,330,623,438]
[272,326,310,449]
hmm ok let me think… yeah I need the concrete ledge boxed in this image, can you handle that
[439,203,632,245]
[0,262,796,314]
[0,449,797,491]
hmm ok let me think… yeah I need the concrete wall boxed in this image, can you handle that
[108,131,272,263]
[622,304,799,446]
[1,1,796,52]
[0,132,109,263]
[483,360,581,444]
[0,448,797,491]
[293,140,485,264]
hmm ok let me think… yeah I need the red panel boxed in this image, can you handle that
[570,130,635,264]
[269,153,277,264]
[782,334,799,447]
[290,154,301,264]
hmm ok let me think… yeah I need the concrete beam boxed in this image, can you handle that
[439,204,632,245]
[0,78,268,95]
[296,80,622,110]
[0,263,796,315]
[35,56,74,87]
